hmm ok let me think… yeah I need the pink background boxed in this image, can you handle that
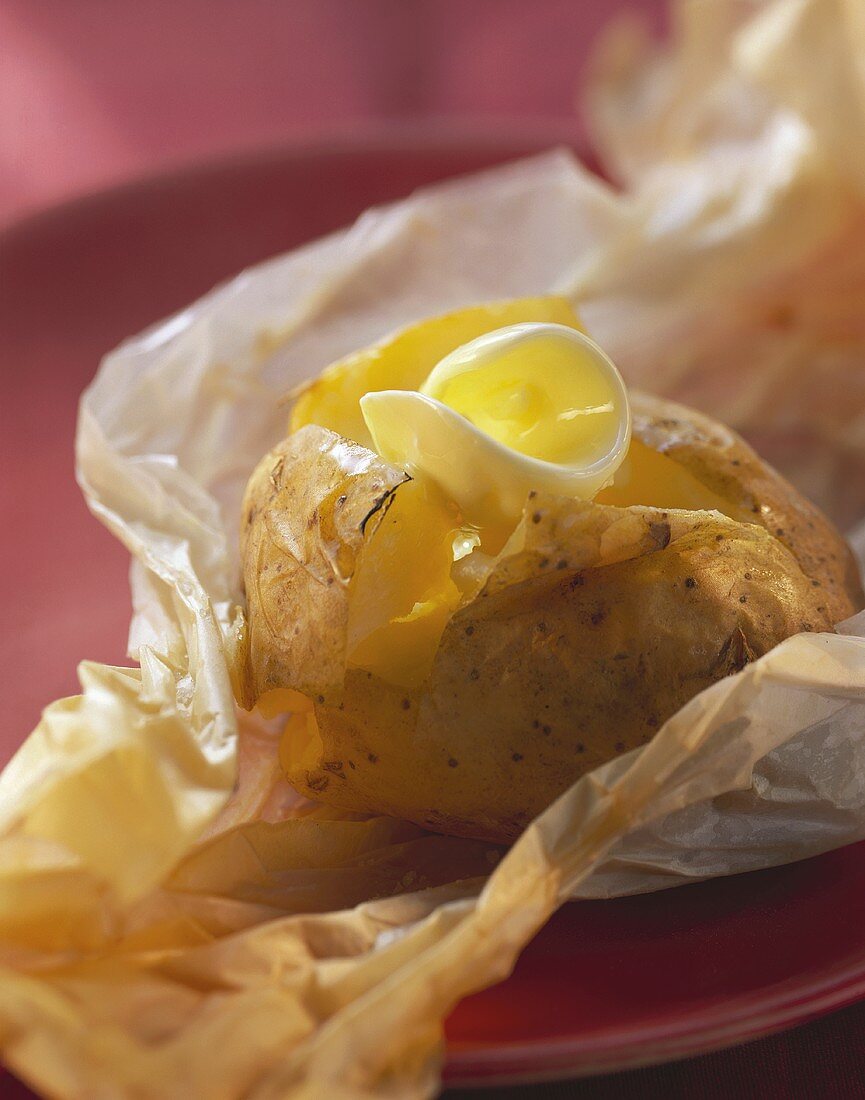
[0,0,666,226]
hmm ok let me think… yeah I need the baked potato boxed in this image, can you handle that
[238,299,863,842]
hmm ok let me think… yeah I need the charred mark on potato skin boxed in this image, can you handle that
[268,455,285,490]
[359,482,403,536]
[684,577,697,588]
[717,627,756,674]
[649,521,672,549]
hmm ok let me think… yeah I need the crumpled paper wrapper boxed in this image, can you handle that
[3,1,865,1096]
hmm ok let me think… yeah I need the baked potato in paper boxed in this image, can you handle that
[239,299,863,843]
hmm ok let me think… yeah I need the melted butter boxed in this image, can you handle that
[360,323,631,534]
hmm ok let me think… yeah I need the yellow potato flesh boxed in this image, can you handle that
[596,439,734,514]
[347,478,465,688]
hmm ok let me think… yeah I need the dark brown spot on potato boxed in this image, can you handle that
[685,577,697,588]
[591,609,606,626]
[307,774,330,793]
[512,752,523,762]
[465,624,475,636]
[401,698,411,710]
[615,741,626,753]
[649,521,671,549]
[532,511,542,524]
[469,668,480,681]
[448,757,459,768]
[717,627,756,673]
[367,752,378,764]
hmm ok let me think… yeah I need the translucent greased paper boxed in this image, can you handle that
[4,1,865,1096]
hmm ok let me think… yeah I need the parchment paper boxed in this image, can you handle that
[3,1,865,1096]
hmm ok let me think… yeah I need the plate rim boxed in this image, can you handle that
[445,936,865,1084]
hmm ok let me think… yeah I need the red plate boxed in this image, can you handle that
[4,129,865,1093]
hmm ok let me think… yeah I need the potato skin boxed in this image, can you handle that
[292,514,838,841]
[239,426,407,709]
[628,393,864,624]
[241,395,864,842]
